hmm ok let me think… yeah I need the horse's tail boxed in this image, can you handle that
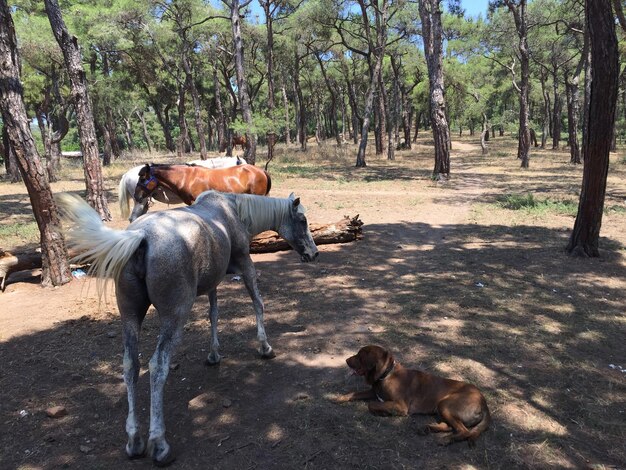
[264,170,272,195]
[118,173,131,220]
[57,193,145,299]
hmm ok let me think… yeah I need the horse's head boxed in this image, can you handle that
[134,164,158,200]
[279,193,319,262]
[130,164,158,222]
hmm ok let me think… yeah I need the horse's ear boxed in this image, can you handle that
[288,192,295,200]
[292,197,301,207]
[139,164,150,176]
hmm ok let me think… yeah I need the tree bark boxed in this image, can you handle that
[44,0,111,220]
[135,110,153,153]
[539,69,550,148]
[0,1,71,287]
[182,50,208,160]
[212,60,227,152]
[261,0,276,112]
[227,0,257,164]
[566,0,618,257]
[565,71,581,164]
[420,0,450,179]
[281,79,291,145]
[293,49,307,151]
[2,125,20,182]
[355,0,388,168]
[551,67,561,149]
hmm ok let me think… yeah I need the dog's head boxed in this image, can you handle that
[346,345,395,385]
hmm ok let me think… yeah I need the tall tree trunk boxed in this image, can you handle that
[122,111,134,151]
[378,72,390,157]
[102,54,120,160]
[567,0,618,257]
[581,33,592,162]
[344,76,360,144]
[0,0,71,287]
[281,80,291,145]
[355,0,388,167]
[565,78,581,164]
[176,82,190,157]
[413,110,420,142]
[551,68,561,149]
[315,53,341,146]
[35,111,58,182]
[262,0,275,112]
[3,124,21,182]
[212,61,227,152]
[294,52,306,150]
[420,0,450,179]
[182,51,207,160]
[136,109,153,153]
[44,0,110,220]
[227,0,257,164]
[97,119,112,165]
[505,0,531,168]
[356,51,385,167]
[539,70,550,148]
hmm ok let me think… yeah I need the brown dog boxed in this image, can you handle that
[334,345,491,446]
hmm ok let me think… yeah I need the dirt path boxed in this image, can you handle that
[1,140,625,470]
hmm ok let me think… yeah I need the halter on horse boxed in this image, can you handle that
[57,190,318,466]
[118,157,245,222]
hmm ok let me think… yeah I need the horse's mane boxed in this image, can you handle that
[227,193,305,236]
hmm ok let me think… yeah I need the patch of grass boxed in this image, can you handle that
[271,165,319,178]
[0,221,39,247]
[495,193,578,216]
[605,204,626,214]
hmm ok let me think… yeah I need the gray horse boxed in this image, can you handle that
[118,156,246,222]
[57,190,318,466]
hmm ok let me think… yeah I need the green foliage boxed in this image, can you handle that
[495,193,578,216]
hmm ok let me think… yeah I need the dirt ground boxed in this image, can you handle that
[1,137,625,470]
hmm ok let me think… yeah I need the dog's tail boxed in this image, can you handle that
[466,398,491,446]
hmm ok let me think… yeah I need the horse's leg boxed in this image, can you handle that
[239,256,275,358]
[117,281,150,459]
[206,289,221,365]
[146,302,192,465]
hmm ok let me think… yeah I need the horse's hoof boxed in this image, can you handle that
[148,439,175,467]
[125,434,146,459]
[205,353,222,366]
[260,349,276,359]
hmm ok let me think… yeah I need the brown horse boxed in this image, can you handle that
[232,134,248,150]
[131,163,271,221]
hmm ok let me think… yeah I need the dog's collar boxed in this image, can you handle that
[375,360,395,383]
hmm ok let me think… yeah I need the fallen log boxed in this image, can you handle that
[250,215,363,253]
[0,249,42,291]
[0,215,363,290]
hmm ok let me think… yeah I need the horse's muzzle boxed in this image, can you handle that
[301,251,319,262]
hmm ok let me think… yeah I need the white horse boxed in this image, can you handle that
[57,190,318,466]
[117,156,246,221]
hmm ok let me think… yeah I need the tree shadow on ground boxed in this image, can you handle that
[1,219,624,469]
